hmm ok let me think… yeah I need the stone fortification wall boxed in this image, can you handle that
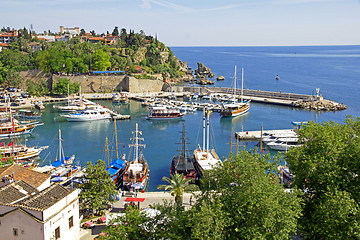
[52,74,164,93]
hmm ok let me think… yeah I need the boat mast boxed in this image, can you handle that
[206,110,210,153]
[241,68,244,103]
[106,137,109,166]
[129,123,145,163]
[114,119,119,159]
[67,84,70,106]
[234,65,237,102]
[202,108,206,151]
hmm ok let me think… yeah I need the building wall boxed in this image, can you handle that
[37,178,51,192]
[0,209,45,240]
[43,190,80,240]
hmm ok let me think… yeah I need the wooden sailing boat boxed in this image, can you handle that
[105,119,127,189]
[220,66,250,117]
[122,123,149,191]
[170,123,196,183]
[193,108,221,178]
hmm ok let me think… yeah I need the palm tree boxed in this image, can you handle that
[157,173,199,205]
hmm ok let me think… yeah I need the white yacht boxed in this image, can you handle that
[61,107,111,122]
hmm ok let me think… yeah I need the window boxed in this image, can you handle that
[13,228,18,236]
[55,227,60,239]
[69,216,74,229]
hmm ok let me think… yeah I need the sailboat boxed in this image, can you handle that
[193,108,221,178]
[48,129,81,186]
[53,85,86,112]
[220,66,250,117]
[122,123,149,191]
[105,119,127,189]
[170,123,197,183]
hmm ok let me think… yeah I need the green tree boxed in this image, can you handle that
[3,69,22,88]
[102,205,149,240]
[52,78,79,95]
[112,26,119,36]
[92,49,111,71]
[157,173,199,205]
[197,149,303,239]
[80,28,86,36]
[26,78,49,96]
[80,159,118,215]
[285,117,360,239]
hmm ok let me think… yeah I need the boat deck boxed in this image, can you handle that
[235,129,297,140]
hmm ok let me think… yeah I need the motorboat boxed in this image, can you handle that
[18,109,42,119]
[147,105,185,119]
[61,107,111,122]
[266,139,301,151]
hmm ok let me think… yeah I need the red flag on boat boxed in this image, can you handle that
[8,141,13,146]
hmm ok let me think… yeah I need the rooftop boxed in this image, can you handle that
[0,180,38,205]
[0,164,50,189]
[13,183,72,211]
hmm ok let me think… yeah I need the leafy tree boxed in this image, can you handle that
[3,69,22,88]
[197,149,303,239]
[26,78,49,96]
[157,173,199,205]
[52,78,79,95]
[285,116,360,239]
[102,205,149,240]
[80,159,118,216]
[80,28,86,36]
[112,26,119,36]
[92,49,111,71]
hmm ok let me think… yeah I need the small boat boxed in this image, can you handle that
[0,143,48,165]
[276,75,280,80]
[104,120,127,189]
[170,123,197,183]
[18,109,42,119]
[112,93,129,104]
[61,107,111,122]
[266,139,300,151]
[193,109,221,178]
[122,123,149,191]
[220,66,250,117]
[0,117,43,139]
[47,129,80,186]
[147,106,185,120]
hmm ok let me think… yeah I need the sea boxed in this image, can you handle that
[21,45,360,191]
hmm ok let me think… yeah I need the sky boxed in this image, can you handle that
[2,0,360,46]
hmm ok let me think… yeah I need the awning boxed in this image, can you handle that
[124,197,145,202]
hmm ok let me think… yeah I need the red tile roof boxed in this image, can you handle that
[0,164,50,189]
[0,43,9,47]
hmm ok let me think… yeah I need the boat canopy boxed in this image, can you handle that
[106,158,125,176]
[52,156,72,167]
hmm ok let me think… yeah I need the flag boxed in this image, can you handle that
[8,141,13,146]
[0,142,4,147]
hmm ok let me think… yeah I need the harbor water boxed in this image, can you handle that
[23,46,360,191]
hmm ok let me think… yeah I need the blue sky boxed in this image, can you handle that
[2,0,360,46]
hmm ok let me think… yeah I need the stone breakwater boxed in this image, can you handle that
[293,99,347,111]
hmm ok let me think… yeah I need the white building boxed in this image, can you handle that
[0,180,80,240]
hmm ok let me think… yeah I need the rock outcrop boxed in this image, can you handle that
[195,63,215,78]
[293,99,347,111]
[217,75,225,81]
[196,78,214,85]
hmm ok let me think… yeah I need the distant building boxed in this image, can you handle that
[0,181,80,240]
[0,164,50,191]
[0,43,10,52]
[0,30,18,44]
[29,42,41,52]
[37,35,56,42]
[59,26,80,35]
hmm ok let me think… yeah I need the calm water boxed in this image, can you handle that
[24,46,360,191]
